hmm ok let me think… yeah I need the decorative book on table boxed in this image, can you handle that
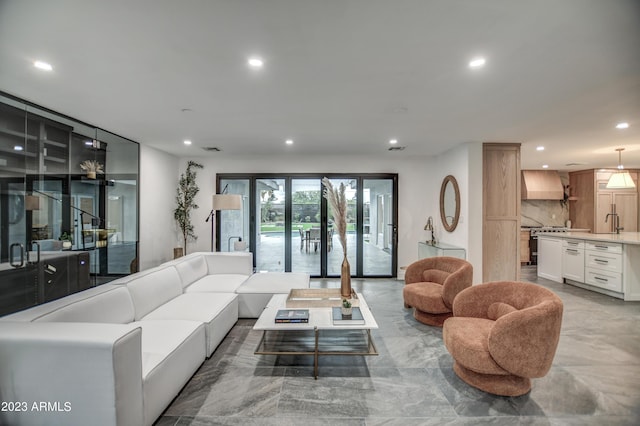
[332,307,365,325]
[275,309,309,323]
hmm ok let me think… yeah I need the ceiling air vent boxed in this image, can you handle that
[565,162,587,167]
[388,146,406,151]
[202,147,221,152]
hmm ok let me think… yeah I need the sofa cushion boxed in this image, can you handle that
[184,274,249,293]
[35,286,135,324]
[141,293,238,357]
[174,255,208,289]
[0,285,119,322]
[443,317,509,376]
[204,252,253,275]
[236,272,310,294]
[126,267,183,320]
[487,302,517,320]
[403,282,449,314]
[131,320,205,425]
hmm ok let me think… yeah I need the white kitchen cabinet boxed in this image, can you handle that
[584,241,623,292]
[537,232,640,301]
[562,239,584,282]
[537,236,563,283]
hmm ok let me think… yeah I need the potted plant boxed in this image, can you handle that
[174,160,203,256]
[79,160,104,179]
[341,298,352,316]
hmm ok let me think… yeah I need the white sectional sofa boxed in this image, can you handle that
[0,252,309,426]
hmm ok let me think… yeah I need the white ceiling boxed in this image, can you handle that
[1,0,639,171]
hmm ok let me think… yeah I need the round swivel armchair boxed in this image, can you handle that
[443,281,563,396]
[403,257,473,326]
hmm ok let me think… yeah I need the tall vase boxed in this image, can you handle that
[341,255,352,298]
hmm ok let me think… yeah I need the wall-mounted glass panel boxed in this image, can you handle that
[0,92,139,315]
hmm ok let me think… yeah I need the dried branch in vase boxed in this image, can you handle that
[322,177,348,256]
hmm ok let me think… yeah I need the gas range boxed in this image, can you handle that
[522,226,570,235]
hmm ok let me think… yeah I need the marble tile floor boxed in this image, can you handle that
[156,268,640,425]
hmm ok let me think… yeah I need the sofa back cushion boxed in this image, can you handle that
[205,252,253,275]
[35,286,135,324]
[175,255,208,289]
[126,267,183,320]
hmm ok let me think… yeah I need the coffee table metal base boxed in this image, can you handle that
[254,326,378,379]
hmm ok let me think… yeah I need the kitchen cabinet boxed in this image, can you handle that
[483,143,521,281]
[595,191,637,233]
[520,230,530,263]
[537,232,640,301]
[537,235,563,283]
[562,239,584,282]
[0,251,91,316]
[569,169,638,233]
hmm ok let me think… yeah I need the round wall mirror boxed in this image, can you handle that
[439,175,460,232]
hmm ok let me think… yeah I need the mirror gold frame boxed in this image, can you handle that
[439,175,460,232]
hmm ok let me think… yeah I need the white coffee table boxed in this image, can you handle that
[253,292,379,379]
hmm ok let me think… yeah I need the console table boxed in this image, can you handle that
[418,242,466,259]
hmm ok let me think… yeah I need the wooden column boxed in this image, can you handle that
[483,143,521,282]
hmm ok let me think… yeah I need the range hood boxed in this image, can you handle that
[521,170,564,200]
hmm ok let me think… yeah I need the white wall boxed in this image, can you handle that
[432,143,483,283]
[139,145,180,270]
[137,147,484,280]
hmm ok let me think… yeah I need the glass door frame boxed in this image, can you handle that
[216,173,398,277]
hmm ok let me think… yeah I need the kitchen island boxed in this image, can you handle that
[537,232,640,301]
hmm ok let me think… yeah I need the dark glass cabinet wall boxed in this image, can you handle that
[0,93,140,316]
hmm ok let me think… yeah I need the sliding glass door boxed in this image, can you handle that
[217,174,397,278]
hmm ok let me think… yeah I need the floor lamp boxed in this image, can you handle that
[206,194,242,251]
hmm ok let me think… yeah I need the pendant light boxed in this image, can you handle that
[606,148,636,189]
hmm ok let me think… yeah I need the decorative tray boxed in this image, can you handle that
[286,288,359,308]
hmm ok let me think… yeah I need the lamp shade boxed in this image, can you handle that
[25,195,41,211]
[606,171,636,189]
[212,194,242,210]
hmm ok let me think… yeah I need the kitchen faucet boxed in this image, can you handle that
[605,212,623,234]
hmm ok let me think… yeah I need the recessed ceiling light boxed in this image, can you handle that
[285,139,293,145]
[536,146,545,151]
[183,140,192,146]
[14,145,23,151]
[542,164,549,169]
[34,60,53,71]
[389,139,398,145]
[616,122,629,129]
[248,57,264,68]
[469,57,486,68]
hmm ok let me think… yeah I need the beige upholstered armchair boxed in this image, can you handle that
[443,281,564,396]
[403,257,473,326]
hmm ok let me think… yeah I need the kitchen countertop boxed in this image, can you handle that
[536,231,640,245]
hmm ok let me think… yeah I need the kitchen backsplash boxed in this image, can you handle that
[521,199,569,227]
[522,172,570,227]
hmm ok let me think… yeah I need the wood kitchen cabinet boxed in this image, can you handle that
[569,169,638,233]
[520,230,530,263]
[483,143,521,281]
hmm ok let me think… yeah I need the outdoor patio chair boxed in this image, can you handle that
[298,227,307,250]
